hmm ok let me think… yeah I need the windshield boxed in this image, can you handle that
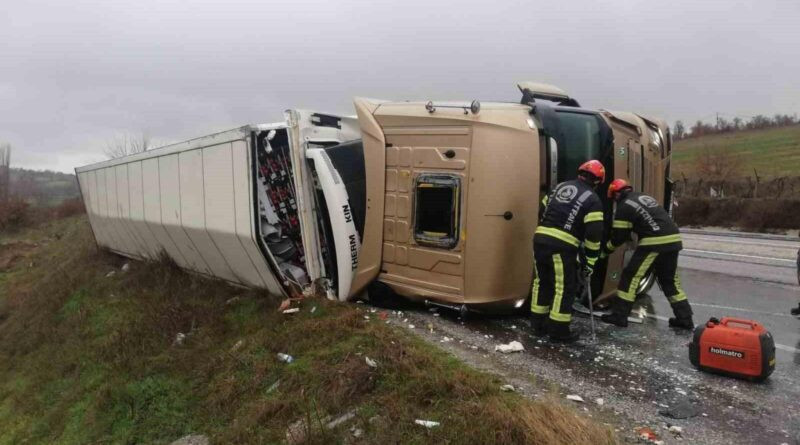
[555,111,603,182]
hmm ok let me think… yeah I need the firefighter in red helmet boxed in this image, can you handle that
[531,160,605,342]
[601,179,695,329]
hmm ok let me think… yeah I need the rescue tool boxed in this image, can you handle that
[689,317,776,382]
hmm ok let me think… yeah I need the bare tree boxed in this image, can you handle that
[673,121,685,140]
[104,132,152,159]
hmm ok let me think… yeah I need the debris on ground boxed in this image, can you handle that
[121,262,130,272]
[351,427,363,438]
[225,296,240,305]
[379,311,388,320]
[500,384,515,392]
[277,353,294,363]
[278,299,292,312]
[286,410,357,444]
[286,410,363,445]
[365,357,378,368]
[494,341,524,353]
[565,394,585,403]
[105,270,116,278]
[310,306,317,313]
[414,419,440,428]
[285,419,308,445]
[658,398,700,419]
[169,434,209,445]
[408,324,416,329]
[266,380,280,394]
[326,410,357,429]
[636,426,660,443]
[282,308,300,314]
[441,336,453,343]
[668,425,684,436]
[230,340,244,352]
[595,398,604,406]
[173,332,186,346]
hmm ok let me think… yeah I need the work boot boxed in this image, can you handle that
[601,299,633,328]
[529,314,548,337]
[548,321,580,343]
[669,300,695,330]
[791,303,800,317]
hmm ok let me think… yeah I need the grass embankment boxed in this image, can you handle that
[672,124,800,178]
[0,216,616,444]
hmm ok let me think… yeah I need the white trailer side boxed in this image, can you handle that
[75,126,285,295]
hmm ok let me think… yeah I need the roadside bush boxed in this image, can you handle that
[675,197,800,232]
[0,197,30,232]
[53,197,85,218]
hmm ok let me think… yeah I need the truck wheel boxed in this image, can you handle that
[367,280,406,309]
[635,272,656,299]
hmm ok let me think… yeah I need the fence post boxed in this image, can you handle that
[753,168,760,199]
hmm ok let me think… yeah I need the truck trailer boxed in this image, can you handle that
[75,82,672,312]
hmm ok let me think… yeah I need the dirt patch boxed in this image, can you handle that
[0,241,38,271]
[675,198,800,232]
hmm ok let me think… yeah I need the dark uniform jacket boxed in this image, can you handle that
[606,191,682,253]
[534,179,604,267]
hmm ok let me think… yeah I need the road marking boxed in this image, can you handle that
[689,302,794,318]
[682,233,800,249]
[685,235,800,249]
[642,312,800,354]
[775,343,800,354]
[683,248,796,263]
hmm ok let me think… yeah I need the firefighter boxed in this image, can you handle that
[600,179,695,329]
[531,160,605,342]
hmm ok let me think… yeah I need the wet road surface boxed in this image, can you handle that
[389,229,800,444]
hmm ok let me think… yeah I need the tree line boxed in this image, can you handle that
[673,113,799,140]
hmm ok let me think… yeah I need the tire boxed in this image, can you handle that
[366,280,407,309]
[635,271,656,299]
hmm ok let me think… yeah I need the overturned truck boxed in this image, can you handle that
[75,82,672,312]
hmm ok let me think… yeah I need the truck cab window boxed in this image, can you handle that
[414,174,460,249]
[555,111,604,182]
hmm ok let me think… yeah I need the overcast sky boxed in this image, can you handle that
[2,0,799,173]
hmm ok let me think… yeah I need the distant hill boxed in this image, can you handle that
[8,168,80,206]
[672,124,800,179]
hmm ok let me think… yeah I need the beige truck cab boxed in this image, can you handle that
[351,82,673,312]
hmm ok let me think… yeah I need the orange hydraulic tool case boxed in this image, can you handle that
[689,317,775,381]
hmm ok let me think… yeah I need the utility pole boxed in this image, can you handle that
[0,143,10,203]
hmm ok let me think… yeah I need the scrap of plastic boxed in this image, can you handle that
[282,308,300,314]
[365,357,378,368]
[566,394,584,403]
[277,353,294,363]
[668,425,683,435]
[494,341,524,353]
[414,419,440,428]
[636,426,659,442]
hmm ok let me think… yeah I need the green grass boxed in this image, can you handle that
[672,124,800,178]
[0,216,617,444]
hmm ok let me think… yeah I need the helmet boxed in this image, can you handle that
[577,160,606,184]
[607,178,632,199]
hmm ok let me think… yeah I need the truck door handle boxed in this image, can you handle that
[485,211,513,220]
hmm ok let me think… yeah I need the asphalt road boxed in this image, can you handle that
[392,228,800,444]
